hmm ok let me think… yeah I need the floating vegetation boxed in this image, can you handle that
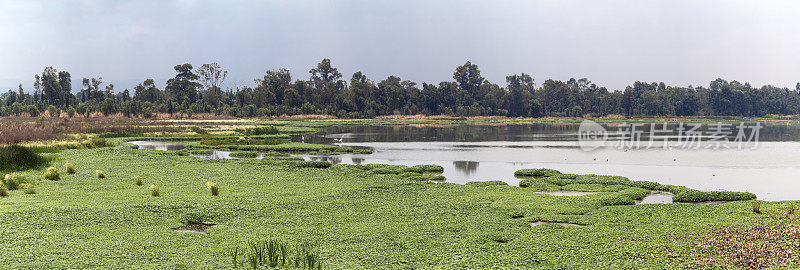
[514,168,561,177]
[44,167,60,180]
[173,222,214,234]
[466,181,508,187]
[229,151,259,158]
[188,149,214,156]
[294,161,332,168]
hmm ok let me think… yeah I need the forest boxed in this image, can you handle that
[3,59,800,118]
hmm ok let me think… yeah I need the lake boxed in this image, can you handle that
[297,123,800,201]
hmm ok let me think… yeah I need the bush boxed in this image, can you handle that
[149,185,160,196]
[466,181,508,187]
[514,168,561,177]
[96,170,106,179]
[44,167,60,180]
[64,162,76,174]
[134,175,143,186]
[230,151,259,158]
[83,137,111,148]
[294,161,331,168]
[207,182,219,196]
[0,145,48,171]
[411,164,444,172]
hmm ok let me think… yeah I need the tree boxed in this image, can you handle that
[165,64,202,104]
[453,61,484,100]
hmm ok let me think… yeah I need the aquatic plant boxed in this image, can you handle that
[514,168,561,177]
[44,167,60,180]
[189,149,214,155]
[134,175,143,186]
[149,185,160,197]
[0,183,8,197]
[0,145,48,171]
[411,164,444,172]
[21,183,36,194]
[230,151,259,158]
[64,162,76,174]
[518,178,560,191]
[466,181,508,187]
[408,174,446,181]
[753,201,763,214]
[96,170,106,179]
[241,126,279,135]
[294,161,331,168]
[207,182,219,196]
[3,173,27,190]
[398,172,422,178]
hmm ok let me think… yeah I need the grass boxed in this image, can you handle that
[134,175,143,186]
[64,162,76,174]
[149,185,160,196]
[3,173,28,190]
[0,145,49,171]
[0,123,795,269]
[207,182,219,196]
[96,170,106,179]
[514,168,562,177]
[229,151,260,158]
[44,167,60,180]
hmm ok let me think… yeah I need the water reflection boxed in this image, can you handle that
[453,161,479,176]
[129,141,186,151]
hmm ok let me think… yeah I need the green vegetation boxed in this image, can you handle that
[0,183,7,197]
[2,173,28,190]
[0,126,791,269]
[188,149,214,155]
[206,182,219,196]
[44,166,60,180]
[514,168,562,177]
[0,145,48,171]
[96,170,106,179]
[64,162,76,174]
[21,183,36,194]
[229,151,259,158]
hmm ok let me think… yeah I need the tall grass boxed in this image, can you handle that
[64,162,76,174]
[149,185,160,197]
[753,201,763,214]
[45,167,60,180]
[0,182,8,197]
[3,173,28,190]
[231,240,323,269]
[0,145,48,171]
[20,183,36,194]
[134,175,143,186]
[206,182,219,196]
[96,170,106,179]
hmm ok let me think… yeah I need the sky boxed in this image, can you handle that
[1,0,799,93]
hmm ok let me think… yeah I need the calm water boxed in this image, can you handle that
[298,123,800,201]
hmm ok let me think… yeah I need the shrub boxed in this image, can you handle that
[64,162,76,174]
[96,170,106,178]
[134,175,143,186]
[411,164,444,172]
[207,182,219,196]
[514,168,561,177]
[0,145,48,171]
[21,183,36,194]
[44,167,60,180]
[83,137,110,148]
[294,161,331,168]
[149,185,160,197]
[230,151,259,158]
[466,181,508,187]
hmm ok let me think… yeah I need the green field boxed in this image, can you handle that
[1,121,798,269]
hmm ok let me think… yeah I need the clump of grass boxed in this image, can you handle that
[20,183,36,194]
[0,145,49,171]
[411,164,444,173]
[0,183,8,197]
[134,175,143,186]
[149,185,160,197]
[3,173,27,190]
[788,204,796,216]
[96,170,106,178]
[44,167,60,180]
[63,162,76,174]
[233,239,323,270]
[206,182,219,196]
[753,200,763,214]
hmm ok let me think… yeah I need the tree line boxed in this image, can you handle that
[2,59,800,118]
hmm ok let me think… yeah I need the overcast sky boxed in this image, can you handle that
[1,0,799,92]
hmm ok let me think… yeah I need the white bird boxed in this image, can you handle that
[301,135,305,143]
